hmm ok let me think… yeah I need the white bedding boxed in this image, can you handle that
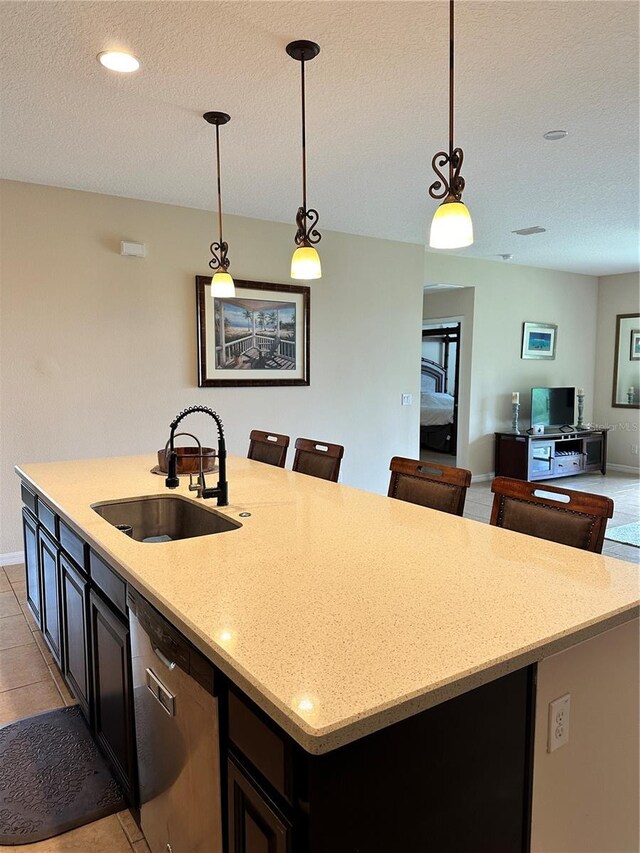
[420,392,454,427]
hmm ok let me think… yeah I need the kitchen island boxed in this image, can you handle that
[15,454,640,852]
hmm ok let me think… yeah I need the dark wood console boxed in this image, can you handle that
[495,429,608,482]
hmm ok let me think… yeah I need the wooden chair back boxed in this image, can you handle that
[247,430,290,469]
[292,438,344,482]
[388,457,472,517]
[490,476,614,553]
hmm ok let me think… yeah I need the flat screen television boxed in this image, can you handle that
[530,387,576,428]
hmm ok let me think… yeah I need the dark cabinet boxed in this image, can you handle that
[60,553,90,720]
[89,589,137,802]
[38,527,62,667]
[228,757,292,853]
[495,429,608,481]
[20,486,138,808]
[22,508,41,627]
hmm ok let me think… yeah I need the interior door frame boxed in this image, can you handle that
[421,320,462,456]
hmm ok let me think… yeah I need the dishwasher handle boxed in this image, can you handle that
[153,644,176,671]
[146,668,176,717]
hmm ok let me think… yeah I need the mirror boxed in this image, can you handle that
[612,313,640,408]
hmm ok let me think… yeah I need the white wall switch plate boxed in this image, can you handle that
[401,393,413,406]
[548,693,571,752]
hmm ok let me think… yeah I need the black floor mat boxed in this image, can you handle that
[0,705,126,845]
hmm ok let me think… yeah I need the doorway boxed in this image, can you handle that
[420,322,461,464]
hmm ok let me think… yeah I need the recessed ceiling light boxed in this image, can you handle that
[543,130,568,141]
[97,51,140,73]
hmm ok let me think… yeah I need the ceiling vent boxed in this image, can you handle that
[512,226,547,236]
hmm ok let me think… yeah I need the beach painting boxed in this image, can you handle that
[521,322,557,359]
[196,278,310,386]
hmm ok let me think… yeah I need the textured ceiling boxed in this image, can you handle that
[1,0,638,276]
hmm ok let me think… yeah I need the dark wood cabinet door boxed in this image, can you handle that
[228,758,291,853]
[60,553,90,719]
[22,508,41,627]
[584,435,604,470]
[38,527,62,667]
[89,590,136,803]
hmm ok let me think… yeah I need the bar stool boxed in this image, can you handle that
[292,438,344,482]
[247,430,290,468]
[490,476,614,553]
[388,457,472,516]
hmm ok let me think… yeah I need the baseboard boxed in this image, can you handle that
[0,551,24,567]
[606,464,640,475]
[471,473,494,483]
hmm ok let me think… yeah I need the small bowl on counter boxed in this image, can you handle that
[155,447,217,475]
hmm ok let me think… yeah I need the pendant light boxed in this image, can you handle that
[428,0,473,249]
[286,40,322,280]
[203,111,235,297]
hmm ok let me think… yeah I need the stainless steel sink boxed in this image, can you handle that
[91,495,241,542]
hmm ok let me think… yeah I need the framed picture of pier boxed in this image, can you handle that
[196,277,310,386]
[521,321,557,360]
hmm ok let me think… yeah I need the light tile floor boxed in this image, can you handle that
[0,564,149,853]
[0,470,637,849]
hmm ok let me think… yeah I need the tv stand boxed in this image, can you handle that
[494,429,608,482]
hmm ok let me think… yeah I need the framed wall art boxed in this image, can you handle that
[521,322,557,360]
[196,277,310,387]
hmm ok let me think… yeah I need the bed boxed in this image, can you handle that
[420,358,455,453]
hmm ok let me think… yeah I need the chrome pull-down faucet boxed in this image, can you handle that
[165,407,229,506]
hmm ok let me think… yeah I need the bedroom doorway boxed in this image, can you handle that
[420,322,461,464]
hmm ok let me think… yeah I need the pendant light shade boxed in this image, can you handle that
[291,245,322,279]
[428,1,473,249]
[429,199,473,249]
[286,40,322,280]
[211,271,235,297]
[203,111,235,297]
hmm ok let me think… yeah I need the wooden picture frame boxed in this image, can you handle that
[521,322,557,360]
[196,277,310,387]
[611,313,640,408]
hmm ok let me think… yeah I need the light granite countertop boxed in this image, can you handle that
[16,454,639,754]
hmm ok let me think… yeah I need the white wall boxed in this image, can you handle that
[532,619,640,853]
[593,272,640,469]
[424,253,599,475]
[422,287,475,468]
[0,181,424,553]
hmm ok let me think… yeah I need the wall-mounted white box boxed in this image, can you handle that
[120,241,146,258]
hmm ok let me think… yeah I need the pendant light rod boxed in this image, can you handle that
[286,40,321,251]
[215,121,224,246]
[300,53,307,212]
[428,0,466,204]
[203,111,231,275]
[449,0,454,163]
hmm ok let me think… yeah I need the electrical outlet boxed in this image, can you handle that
[401,393,413,406]
[631,444,639,456]
[548,693,571,753]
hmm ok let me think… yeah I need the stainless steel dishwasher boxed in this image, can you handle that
[128,588,223,853]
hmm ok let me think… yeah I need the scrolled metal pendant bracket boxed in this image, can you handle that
[295,207,322,247]
[428,147,466,202]
[208,240,230,272]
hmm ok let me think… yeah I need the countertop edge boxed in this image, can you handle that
[16,465,640,756]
